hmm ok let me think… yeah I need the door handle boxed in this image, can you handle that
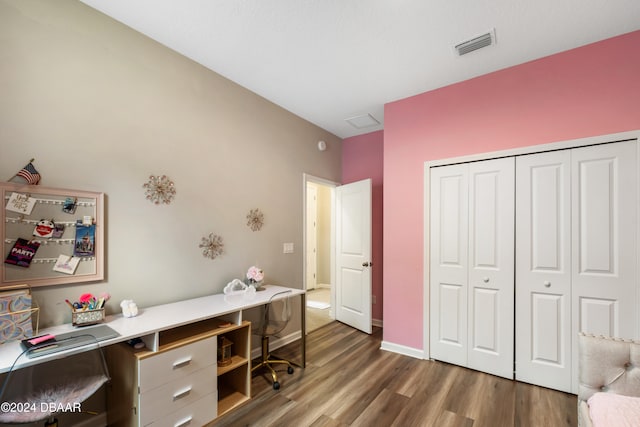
[362,262,372,267]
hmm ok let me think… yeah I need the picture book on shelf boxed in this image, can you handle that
[4,238,40,268]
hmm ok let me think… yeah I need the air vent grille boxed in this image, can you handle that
[455,30,495,56]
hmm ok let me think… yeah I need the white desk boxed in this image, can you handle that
[0,284,306,374]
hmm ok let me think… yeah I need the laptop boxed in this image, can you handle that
[23,324,120,358]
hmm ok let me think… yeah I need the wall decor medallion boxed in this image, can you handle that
[143,175,176,205]
[246,208,264,231]
[200,233,224,260]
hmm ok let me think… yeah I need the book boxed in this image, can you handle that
[4,238,40,268]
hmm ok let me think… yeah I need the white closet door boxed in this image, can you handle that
[571,141,637,392]
[430,164,469,367]
[467,158,515,378]
[430,158,514,378]
[515,150,572,392]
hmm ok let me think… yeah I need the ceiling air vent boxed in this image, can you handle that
[455,29,496,56]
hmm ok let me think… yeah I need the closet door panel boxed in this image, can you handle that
[515,151,572,392]
[467,158,514,379]
[571,141,638,391]
[430,164,468,366]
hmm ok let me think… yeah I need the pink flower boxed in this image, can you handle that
[79,293,94,304]
[246,266,264,283]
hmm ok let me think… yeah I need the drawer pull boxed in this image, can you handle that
[175,416,193,427]
[172,386,192,401]
[172,357,192,369]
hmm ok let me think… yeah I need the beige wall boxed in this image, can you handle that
[0,0,341,328]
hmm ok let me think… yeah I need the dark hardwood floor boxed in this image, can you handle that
[210,322,577,427]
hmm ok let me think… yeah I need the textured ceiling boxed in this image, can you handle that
[80,0,640,138]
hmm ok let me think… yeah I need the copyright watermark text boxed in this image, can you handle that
[1,401,82,413]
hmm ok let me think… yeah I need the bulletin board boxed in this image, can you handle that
[1,182,104,288]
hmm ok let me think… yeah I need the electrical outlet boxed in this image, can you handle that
[372,295,376,304]
[283,243,294,254]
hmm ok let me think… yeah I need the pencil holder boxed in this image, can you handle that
[72,308,105,326]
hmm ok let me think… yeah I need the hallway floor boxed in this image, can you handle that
[306,287,332,333]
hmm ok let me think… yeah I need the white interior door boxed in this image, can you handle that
[571,141,637,391]
[516,150,572,392]
[335,179,372,334]
[306,183,318,291]
[429,164,469,367]
[467,158,514,379]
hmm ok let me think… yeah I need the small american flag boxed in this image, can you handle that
[16,162,41,185]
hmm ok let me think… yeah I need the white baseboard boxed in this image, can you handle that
[251,330,302,360]
[380,340,424,359]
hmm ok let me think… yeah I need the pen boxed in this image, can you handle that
[64,299,75,311]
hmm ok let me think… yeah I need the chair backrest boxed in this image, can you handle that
[578,333,640,403]
[0,334,110,424]
[255,290,293,337]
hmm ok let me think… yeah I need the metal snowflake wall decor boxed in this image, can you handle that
[246,208,264,231]
[143,175,176,205]
[199,233,224,260]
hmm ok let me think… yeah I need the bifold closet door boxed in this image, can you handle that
[570,141,637,391]
[430,163,468,368]
[430,158,514,379]
[516,140,637,393]
[515,150,572,393]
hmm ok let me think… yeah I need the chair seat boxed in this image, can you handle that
[252,290,295,389]
[0,374,109,423]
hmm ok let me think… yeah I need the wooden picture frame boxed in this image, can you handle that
[1,182,104,288]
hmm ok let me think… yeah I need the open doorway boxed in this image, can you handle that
[304,175,336,333]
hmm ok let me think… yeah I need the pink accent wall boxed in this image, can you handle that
[383,30,640,350]
[342,130,384,321]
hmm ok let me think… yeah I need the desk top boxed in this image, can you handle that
[0,284,304,373]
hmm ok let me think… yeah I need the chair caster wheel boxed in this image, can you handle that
[287,366,294,374]
[273,381,280,390]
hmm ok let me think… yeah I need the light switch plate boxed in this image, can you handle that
[283,243,294,253]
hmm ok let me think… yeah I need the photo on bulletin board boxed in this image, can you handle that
[74,223,96,257]
[4,238,40,268]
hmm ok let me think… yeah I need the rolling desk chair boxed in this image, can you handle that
[0,334,110,426]
[251,290,295,390]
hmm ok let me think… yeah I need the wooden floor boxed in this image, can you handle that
[210,322,577,427]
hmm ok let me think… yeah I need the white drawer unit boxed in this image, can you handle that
[147,394,219,427]
[138,336,216,393]
[139,364,217,426]
[106,319,251,427]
